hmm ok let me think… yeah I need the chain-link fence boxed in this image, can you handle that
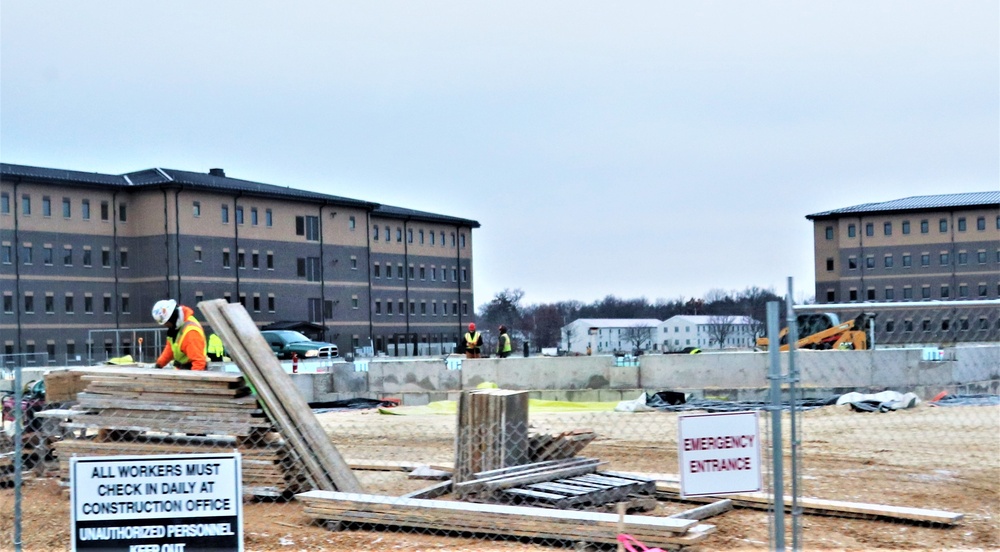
[2,299,998,551]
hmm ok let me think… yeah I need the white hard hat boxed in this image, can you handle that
[152,299,179,325]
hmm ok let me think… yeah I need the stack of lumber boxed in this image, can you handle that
[297,490,716,549]
[198,299,362,493]
[49,367,307,496]
[43,369,89,402]
[454,389,529,484]
[0,452,13,485]
[528,428,596,461]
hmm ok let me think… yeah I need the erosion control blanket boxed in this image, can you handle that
[836,390,920,412]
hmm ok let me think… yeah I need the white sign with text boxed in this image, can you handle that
[71,452,243,552]
[677,411,762,497]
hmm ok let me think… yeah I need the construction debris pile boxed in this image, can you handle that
[51,367,307,497]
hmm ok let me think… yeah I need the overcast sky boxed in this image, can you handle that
[2,2,997,307]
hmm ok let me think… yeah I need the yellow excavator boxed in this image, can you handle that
[756,312,877,352]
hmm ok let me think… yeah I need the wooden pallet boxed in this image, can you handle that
[504,471,656,509]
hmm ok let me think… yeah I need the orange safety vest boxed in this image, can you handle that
[168,316,206,369]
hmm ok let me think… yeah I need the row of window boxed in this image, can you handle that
[372,263,467,283]
[2,291,279,316]
[0,193,126,222]
[1,243,128,268]
[372,224,466,248]
[883,317,999,333]
[829,249,1000,271]
[824,215,1000,240]
[373,299,470,317]
[829,282,1000,302]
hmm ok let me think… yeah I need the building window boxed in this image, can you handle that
[978,250,987,264]
[223,250,231,268]
[63,246,73,266]
[237,250,246,269]
[959,284,969,297]
[430,232,436,245]
[193,201,201,217]
[374,263,381,278]
[825,258,834,271]
[460,234,466,248]
[921,286,931,299]
[849,289,858,301]
[979,283,988,297]
[24,294,34,313]
[3,294,13,313]
[829,226,838,239]
[939,219,947,232]
[384,227,390,241]
[22,195,31,215]
[83,248,92,267]
[883,222,892,236]
[419,230,425,244]
[397,264,404,279]
[352,296,359,309]
[253,295,261,312]
[957,217,967,232]
[373,225,379,240]
[940,285,950,299]
[349,216,356,230]
[298,257,321,281]
[22,244,33,265]
[251,207,258,226]
[399,300,405,315]
[103,295,112,314]
[826,290,835,302]
[221,204,230,223]
[957,251,968,265]
[977,216,986,231]
[43,245,53,265]
[42,196,52,217]
[408,265,415,280]
[419,266,426,280]
[375,300,382,315]
[45,294,54,314]
[121,295,130,314]
[84,295,93,313]
[431,265,438,280]
[920,254,929,267]
[939,252,949,266]
[865,223,874,237]
[386,301,392,315]
[920,219,928,233]
[866,288,875,301]
[462,267,468,282]
[903,287,913,300]
[884,255,893,268]
[848,256,857,269]
[100,201,109,221]
[901,220,910,234]
[865,255,874,269]
[0,192,8,214]
[885,320,895,332]
[102,248,110,268]
[350,256,358,269]
[63,198,71,218]
[451,232,456,247]
[82,199,90,220]
[119,203,127,222]
[119,249,128,268]
[885,288,894,301]
[235,206,244,225]
[252,252,259,269]
[420,301,427,315]
[267,252,274,270]
[268,295,275,312]
[266,209,273,227]
[440,231,445,246]
[902,254,911,267]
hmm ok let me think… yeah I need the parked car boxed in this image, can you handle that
[260,330,339,359]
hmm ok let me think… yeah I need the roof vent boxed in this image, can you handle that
[209,168,226,177]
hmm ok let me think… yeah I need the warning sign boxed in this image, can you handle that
[70,453,243,552]
[677,411,762,497]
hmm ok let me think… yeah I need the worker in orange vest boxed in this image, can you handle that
[151,299,208,371]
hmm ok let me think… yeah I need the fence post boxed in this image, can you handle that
[12,362,24,551]
[786,278,802,551]
[767,301,785,551]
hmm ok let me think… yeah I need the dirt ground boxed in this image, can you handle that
[3,402,998,551]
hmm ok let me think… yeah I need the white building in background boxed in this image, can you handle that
[561,319,663,354]
[659,315,759,351]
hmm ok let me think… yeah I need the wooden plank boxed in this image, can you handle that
[668,499,733,520]
[213,300,362,493]
[401,480,453,500]
[653,479,963,525]
[198,299,336,492]
[455,460,603,494]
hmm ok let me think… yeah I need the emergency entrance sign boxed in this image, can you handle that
[677,411,762,497]
[70,453,243,552]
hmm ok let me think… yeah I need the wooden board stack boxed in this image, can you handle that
[297,490,716,549]
[454,389,530,484]
[528,428,597,462]
[50,367,307,497]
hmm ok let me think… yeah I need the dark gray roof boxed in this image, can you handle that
[806,191,1000,220]
[374,204,481,228]
[2,162,480,227]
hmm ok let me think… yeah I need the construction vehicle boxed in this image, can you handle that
[756,312,877,351]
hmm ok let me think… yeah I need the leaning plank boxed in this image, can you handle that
[401,480,453,500]
[213,300,362,493]
[198,300,337,492]
[653,480,963,525]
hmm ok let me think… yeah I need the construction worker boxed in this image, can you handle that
[497,325,512,358]
[206,333,226,362]
[151,299,207,370]
[464,323,483,359]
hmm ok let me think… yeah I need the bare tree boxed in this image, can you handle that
[706,315,736,349]
[621,324,655,353]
